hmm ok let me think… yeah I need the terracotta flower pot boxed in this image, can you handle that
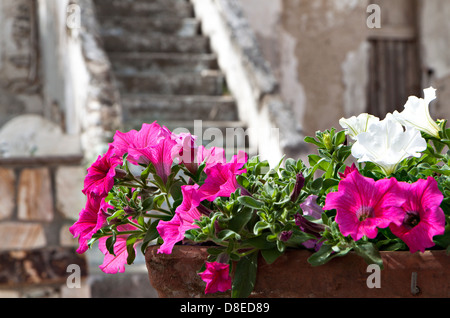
[145,245,450,298]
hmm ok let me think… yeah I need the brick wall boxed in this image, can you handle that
[0,156,90,297]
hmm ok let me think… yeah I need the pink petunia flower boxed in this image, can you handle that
[111,122,179,183]
[114,122,167,163]
[173,132,199,174]
[82,146,123,198]
[324,170,406,241]
[199,151,248,202]
[173,131,227,175]
[98,223,140,274]
[198,146,226,169]
[156,184,204,254]
[70,194,109,254]
[198,261,232,294]
[389,177,446,253]
[338,163,358,179]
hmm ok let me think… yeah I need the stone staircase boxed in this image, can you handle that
[93,0,250,157]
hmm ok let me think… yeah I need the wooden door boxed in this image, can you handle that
[366,0,421,118]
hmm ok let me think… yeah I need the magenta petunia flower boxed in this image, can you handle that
[198,261,232,294]
[324,170,406,241]
[200,151,248,202]
[173,132,199,174]
[82,146,123,198]
[338,163,358,179]
[70,194,109,254]
[389,177,446,253]
[98,223,140,274]
[198,146,226,168]
[111,128,139,158]
[124,123,178,183]
[157,184,204,254]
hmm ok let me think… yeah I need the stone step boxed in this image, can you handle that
[96,16,201,38]
[101,33,211,54]
[121,94,239,123]
[93,0,194,18]
[109,53,218,74]
[115,70,225,95]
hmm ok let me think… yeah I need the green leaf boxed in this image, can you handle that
[217,229,241,241]
[105,233,117,256]
[141,220,160,254]
[333,130,346,146]
[307,244,334,266]
[126,239,137,265]
[228,207,254,233]
[237,196,264,209]
[243,234,276,250]
[232,252,258,298]
[353,241,384,269]
[261,247,283,264]
[253,221,270,235]
[304,136,322,147]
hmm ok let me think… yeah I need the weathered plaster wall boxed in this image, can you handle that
[240,0,370,138]
[0,0,44,128]
[419,0,450,121]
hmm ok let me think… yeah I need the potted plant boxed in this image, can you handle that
[70,87,450,298]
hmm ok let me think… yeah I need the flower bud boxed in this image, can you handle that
[294,214,325,238]
[290,173,305,202]
[279,230,293,242]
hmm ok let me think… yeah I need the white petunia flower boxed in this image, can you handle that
[392,87,441,138]
[339,113,380,140]
[351,114,427,175]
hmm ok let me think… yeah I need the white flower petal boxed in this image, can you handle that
[339,113,380,140]
[350,115,427,175]
[392,87,440,138]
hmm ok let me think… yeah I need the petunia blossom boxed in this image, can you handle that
[350,114,427,175]
[70,195,109,254]
[389,177,446,253]
[173,132,199,174]
[392,87,441,138]
[82,146,123,198]
[157,184,204,254]
[173,132,226,175]
[198,261,232,294]
[200,151,248,202]
[98,223,140,274]
[125,123,179,183]
[339,113,380,140]
[324,170,406,241]
[338,163,358,179]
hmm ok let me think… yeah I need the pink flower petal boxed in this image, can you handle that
[156,185,203,254]
[70,195,107,254]
[324,170,405,241]
[98,223,139,274]
[82,146,122,198]
[198,262,232,294]
[390,177,446,253]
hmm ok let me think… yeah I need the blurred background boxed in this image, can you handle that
[0,0,448,297]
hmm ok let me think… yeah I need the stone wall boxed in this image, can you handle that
[0,0,122,298]
[0,155,89,298]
